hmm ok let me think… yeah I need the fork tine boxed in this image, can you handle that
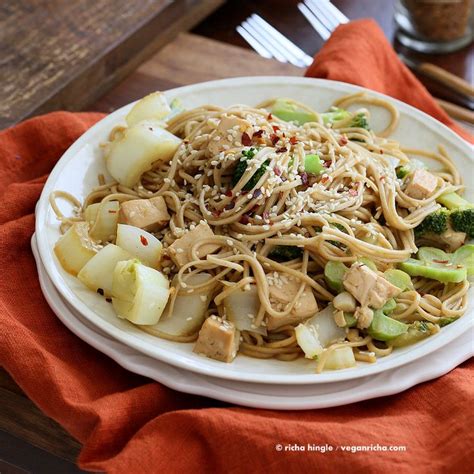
[236,25,273,59]
[249,14,313,67]
[241,20,289,63]
[297,3,331,41]
[320,0,349,25]
[305,0,339,31]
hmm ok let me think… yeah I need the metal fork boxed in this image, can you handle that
[236,13,313,68]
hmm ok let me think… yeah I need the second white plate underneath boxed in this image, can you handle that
[32,235,473,410]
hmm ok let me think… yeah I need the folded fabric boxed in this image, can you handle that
[306,19,473,144]
[1,21,473,474]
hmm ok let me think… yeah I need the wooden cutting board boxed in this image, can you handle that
[0,0,224,130]
[0,33,302,467]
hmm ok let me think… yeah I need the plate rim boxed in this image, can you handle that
[35,75,474,385]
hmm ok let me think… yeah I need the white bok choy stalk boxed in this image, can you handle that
[223,285,267,336]
[84,201,119,242]
[125,92,172,127]
[105,121,181,188]
[54,222,98,275]
[150,273,215,336]
[116,224,163,269]
[77,244,133,296]
[112,260,170,325]
[295,304,346,359]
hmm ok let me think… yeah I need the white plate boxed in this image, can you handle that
[35,76,474,384]
[31,235,474,409]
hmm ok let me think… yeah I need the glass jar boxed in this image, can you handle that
[395,0,474,53]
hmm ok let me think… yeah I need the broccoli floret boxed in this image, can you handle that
[414,209,449,238]
[268,246,303,262]
[434,193,474,239]
[450,208,474,238]
[232,148,269,190]
[321,107,350,125]
[396,166,410,179]
[350,112,370,130]
[438,317,457,327]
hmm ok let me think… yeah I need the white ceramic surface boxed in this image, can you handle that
[32,235,473,410]
[35,76,474,385]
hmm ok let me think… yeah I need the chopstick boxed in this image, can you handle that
[418,62,474,98]
[435,98,474,124]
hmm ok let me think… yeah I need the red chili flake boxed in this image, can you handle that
[253,188,262,199]
[108,210,117,213]
[322,160,331,168]
[289,136,298,145]
[273,166,282,176]
[267,113,273,120]
[252,129,264,138]
[339,136,348,146]
[225,189,233,197]
[380,176,386,183]
[300,172,309,186]
[140,235,149,246]
[239,214,251,225]
[241,132,252,146]
[97,288,104,296]
[433,259,449,264]
[418,292,425,297]
[276,147,287,153]
[105,297,112,303]
[183,140,189,144]
[272,125,280,132]
[380,149,384,154]
[282,133,286,138]
[212,210,222,217]
[321,176,330,184]
[270,133,279,145]
[225,202,236,211]
[262,211,270,220]
[348,189,358,197]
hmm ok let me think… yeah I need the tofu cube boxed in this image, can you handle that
[266,272,318,330]
[193,316,240,363]
[168,222,220,267]
[118,196,170,232]
[343,263,400,309]
[208,115,251,155]
[405,169,438,200]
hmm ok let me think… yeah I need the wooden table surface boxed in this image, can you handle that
[1,0,472,471]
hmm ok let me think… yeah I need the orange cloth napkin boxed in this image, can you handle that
[1,20,473,474]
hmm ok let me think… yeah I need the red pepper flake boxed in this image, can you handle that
[339,136,348,146]
[252,129,264,138]
[418,292,425,297]
[289,136,298,145]
[253,188,262,199]
[433,259,449,264]
[225,189,233,197]
[267,113,273,120]
[321,176,330,184]
[140,235,149,246]
[262,211,270,221]
[276,147,287,153]
[241,132,252,146]
[380,149,384,154]
[273,166,282,176]
[239,214,251,225]
[270,133,279,145]
[272,125,280,132]
[97,288,104,296]
[108,210,117,213]
[225,201,236,211]
[212,210,222,217]
[322,160,331,168]
[380,176,386,183]
[348,188,358,197]
[105,297,112,303]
